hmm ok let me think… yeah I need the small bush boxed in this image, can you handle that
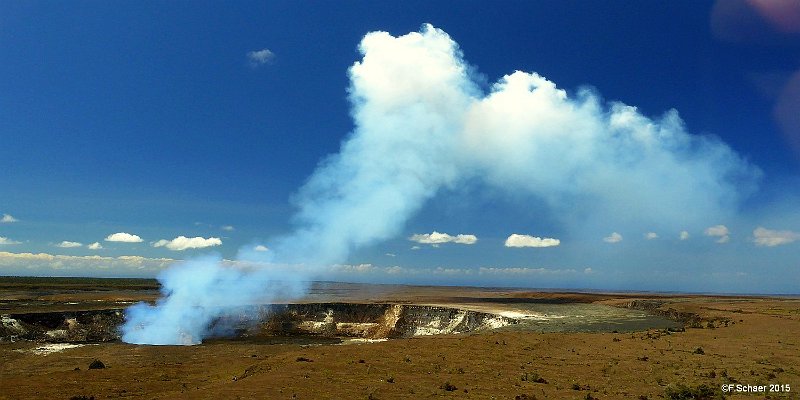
[88,360,105,369]
[693,347,705,355]
[572,383,581,390]
[295,357,313,362]
[70,396,95,400]
[664,383,724,399]
[515,394,538,400]
[386,376,394,383]
[440,381,457,391]
[521,372,547,384]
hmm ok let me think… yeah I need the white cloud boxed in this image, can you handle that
[253,245,269,252]
[453,234,478,244]
[105,232,144,243]
[603,232,623,243]
[644,232,658,240]
[328,264,580,277]
[56,241,82,248]
[0,251,175,275]
[478,267,578,275]
[0,237,21,245]
[504,234,560,248]
[704,225,730,243]
[385,252,396,257]
[679,230,690,240]
[87,242,103,250]
[409,231,477,245]
[410,245,421,250]
[1,214,18,223]
[247,49,274,66]
[584,267,593,274]
[152,236,222,251]
[753,227,800,247]
[222,225,235,231]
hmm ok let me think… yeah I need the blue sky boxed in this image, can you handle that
[1,1,799,293]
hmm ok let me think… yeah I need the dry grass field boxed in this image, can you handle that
[0,278,797,399]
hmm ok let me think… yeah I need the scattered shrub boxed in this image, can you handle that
[70,396,95,400]
[514,394,538,400]
[440,381,457,391]
[572,383,581,390]
[664,383,724,399]
[521,372,547,384]
[693,347,705,355]
[295,357,313,362]
[88,360,105,369]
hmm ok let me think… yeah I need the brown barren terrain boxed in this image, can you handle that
[0,278,798,399]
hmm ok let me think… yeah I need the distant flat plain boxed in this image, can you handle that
[0,277,797,399]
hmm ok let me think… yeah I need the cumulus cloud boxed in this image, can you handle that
[753,226,800,247]
[247,48,274,67]
[705,224,730,243]
[504,233,560,248]
[0,237,21,245]
[603,232,623,243]
[56,241,82,248]
[152,236,222,251]
[679,230,690,240]
[253,245,269,252]
[645,232,658,240]
[0,251,175,276]
[1,214,17,223]
[88,242,103,250]
[409,231,478,245]
[105,232,143,243]
[328,264,580,277]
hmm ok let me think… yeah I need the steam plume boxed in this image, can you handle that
[121,24,758,345]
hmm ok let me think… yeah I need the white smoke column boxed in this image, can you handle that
[272,27,479,265]
[121,24,758,345]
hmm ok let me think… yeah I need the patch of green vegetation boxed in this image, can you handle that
[664,383,724,400]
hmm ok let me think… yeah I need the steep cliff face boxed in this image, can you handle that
[1,310,123,342]
[0,303,517,343]
[256,303,517,338]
